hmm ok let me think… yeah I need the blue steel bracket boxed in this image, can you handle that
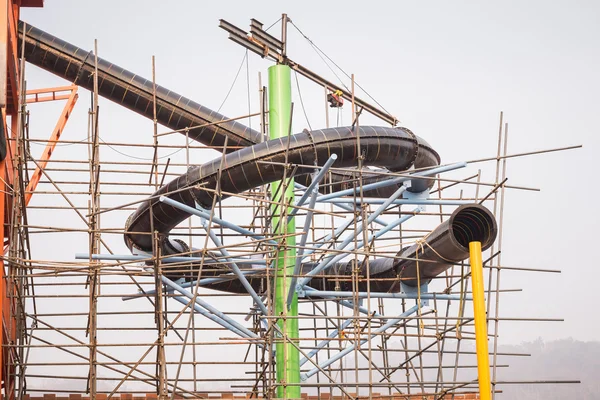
[195,202,207,213]
[400,281,430,307]
[296,285,307,297]
[402,187,430,211]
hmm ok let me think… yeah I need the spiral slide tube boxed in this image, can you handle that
[19,21,496,293]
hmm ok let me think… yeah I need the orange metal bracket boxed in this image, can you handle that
[25,85,77,104]
[24,85,78,205]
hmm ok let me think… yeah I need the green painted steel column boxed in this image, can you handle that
[268,64,300,399]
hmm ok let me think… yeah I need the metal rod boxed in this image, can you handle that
[287,154,337,220]
[159,196,277,246]
[302,290,471,301]
[287,182,319,309]
[199,215,268,314]
[316,162,467,202]
[160,275,259,340]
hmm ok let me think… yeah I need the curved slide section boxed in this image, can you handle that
[19,21,497,292]
[18,21,261,151]
[124,125,439,252]
[124,125,494,291]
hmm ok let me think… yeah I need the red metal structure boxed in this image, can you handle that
[0,1,43,398]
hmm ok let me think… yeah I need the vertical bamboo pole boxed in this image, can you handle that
[469,241,491,400]
[268,64,299,399]
[87,38,100,400]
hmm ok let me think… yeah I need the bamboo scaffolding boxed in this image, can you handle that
[5,22,581,400]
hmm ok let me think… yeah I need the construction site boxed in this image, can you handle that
[0,1,590,399]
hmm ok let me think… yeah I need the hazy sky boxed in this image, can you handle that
[19,0,599,352]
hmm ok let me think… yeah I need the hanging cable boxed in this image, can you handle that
[289,20,392,116]
[98,50,250,161]
[294,71,313,131]
[246,49,252,132]
[264,17,282,32]
[217,50,248,113]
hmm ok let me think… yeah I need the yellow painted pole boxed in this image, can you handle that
[469,241,491,400]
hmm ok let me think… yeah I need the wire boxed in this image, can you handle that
[23,122,184,161]
[28,137,89,147]
[294,71,313,131]
[24,43,251,163]
[246,49,252,132]
[103,50,251,161]
[217,50,248,113]
[298,32,350,92]
[289,20,392,116]
[264,17,282,32]
[99,137,184,161]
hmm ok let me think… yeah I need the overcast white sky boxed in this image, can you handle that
[19,0,599,352]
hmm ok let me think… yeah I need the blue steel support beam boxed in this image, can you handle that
[288,154,337,221]
[287,183,320,309]
[297,207,421,289]
[299,318,354,367]
[300,213,356,259]
[161,274,259,339]
[295,182,389,228]
[159,196,277,246]
[295,184,406,290]
[172,296,251,339]
[122,269,267,301]
[198,216,268,314]
[315,162,467,202]
[301,304,421,380]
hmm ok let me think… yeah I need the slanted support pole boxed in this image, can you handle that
[160,274,259,340]
[286,182,318,310]
[199,216,268,315]
[469,241,491,400]
[301,304,421,380]
[287,153,337,220]
[25,85,78,205]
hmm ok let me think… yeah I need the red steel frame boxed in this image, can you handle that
[0,1,45,398]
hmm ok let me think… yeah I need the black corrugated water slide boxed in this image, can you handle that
[18,22,497,292]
